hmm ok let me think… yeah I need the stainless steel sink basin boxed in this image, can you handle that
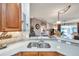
[38,42,50,48]
[27,41,51,48]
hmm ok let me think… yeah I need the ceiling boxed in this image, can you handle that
[30,3,79,24]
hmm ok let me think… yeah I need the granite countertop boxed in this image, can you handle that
[0,37,79,56]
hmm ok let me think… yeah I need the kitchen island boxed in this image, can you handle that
[0,37,79,56]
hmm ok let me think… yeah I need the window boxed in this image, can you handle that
[61,24,77,39]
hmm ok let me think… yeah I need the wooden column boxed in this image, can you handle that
[57,24,61,32]
[77,23,79,33]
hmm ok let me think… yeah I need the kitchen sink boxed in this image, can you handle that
[27,41,51,48]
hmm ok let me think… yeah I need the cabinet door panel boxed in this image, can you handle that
[4,3,21,31]
[0,3,21,32]
[39,52,64,56]
[22,52,38,56]
[6,4,20,28]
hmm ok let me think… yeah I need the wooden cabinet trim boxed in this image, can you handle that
[15,51,64,56]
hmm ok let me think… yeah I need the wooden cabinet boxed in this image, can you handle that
[15,52,64,56]
[0,3,21,31]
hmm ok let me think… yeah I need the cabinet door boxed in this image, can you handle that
[39,52,64,56]
[21,52,38,56]
[2,3,21,31]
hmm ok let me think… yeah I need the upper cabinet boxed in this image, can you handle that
[0,3,21,32]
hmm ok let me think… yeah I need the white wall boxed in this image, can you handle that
[30,18,48,36]
[31,19,42,36]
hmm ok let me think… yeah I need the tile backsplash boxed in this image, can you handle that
[0,32,20,38]
[0,32,29,44]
